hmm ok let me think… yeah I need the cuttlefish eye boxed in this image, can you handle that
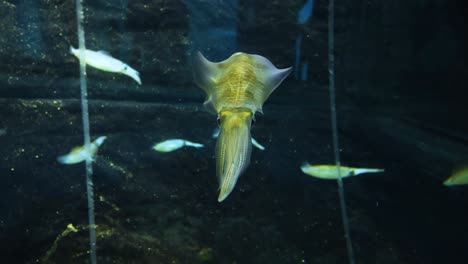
[216,116,221,126]
[251,116,256,126]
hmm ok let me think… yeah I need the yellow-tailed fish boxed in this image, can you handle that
[300,163,384,179]
[57,136,107,165]
[212,127,265,151]
[70,46,141,85]
[443,166,468,186]
[152,139,204,152]
[193,51,292,202]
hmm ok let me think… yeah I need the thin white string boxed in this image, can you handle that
[76,0,97,263]
[328,0,356,263]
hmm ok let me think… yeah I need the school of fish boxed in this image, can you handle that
[58,29,462,202]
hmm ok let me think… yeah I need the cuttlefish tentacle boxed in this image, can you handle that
[193,51,292,202]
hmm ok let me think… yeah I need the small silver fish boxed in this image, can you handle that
[152,139,204,152]
[301,163,384,179]
[70,46,141,85]
[212,127,265,150]
[57,136,107,165]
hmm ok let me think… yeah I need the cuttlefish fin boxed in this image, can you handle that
[216,110,253,202]
[249,55,293,113]
[193,51,293,114]
[192,52,221,114]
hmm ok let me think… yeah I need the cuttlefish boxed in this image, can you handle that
[193,52,292,202]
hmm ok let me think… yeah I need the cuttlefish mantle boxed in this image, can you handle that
[193,51,292,202]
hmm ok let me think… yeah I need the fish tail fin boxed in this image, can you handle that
[93,136,107,147]
[367,168,385,173]
[57,155,69,164]
[354,168,385,175]
[186,141,204,148]
[300,162,312,174]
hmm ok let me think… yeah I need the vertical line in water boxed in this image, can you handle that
[75,1,97,263]
[328,0,356,263]
[294,34,303,80]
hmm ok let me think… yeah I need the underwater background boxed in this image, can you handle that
[0,0,467,263]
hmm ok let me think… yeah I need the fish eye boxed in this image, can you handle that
[124,66,128,70]
[251,117,256,126]
[217,116,221,126]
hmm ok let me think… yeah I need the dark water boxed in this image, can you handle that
[0,0,467,263]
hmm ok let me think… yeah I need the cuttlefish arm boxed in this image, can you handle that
[216,110,253,202]
[193,51,292,201]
